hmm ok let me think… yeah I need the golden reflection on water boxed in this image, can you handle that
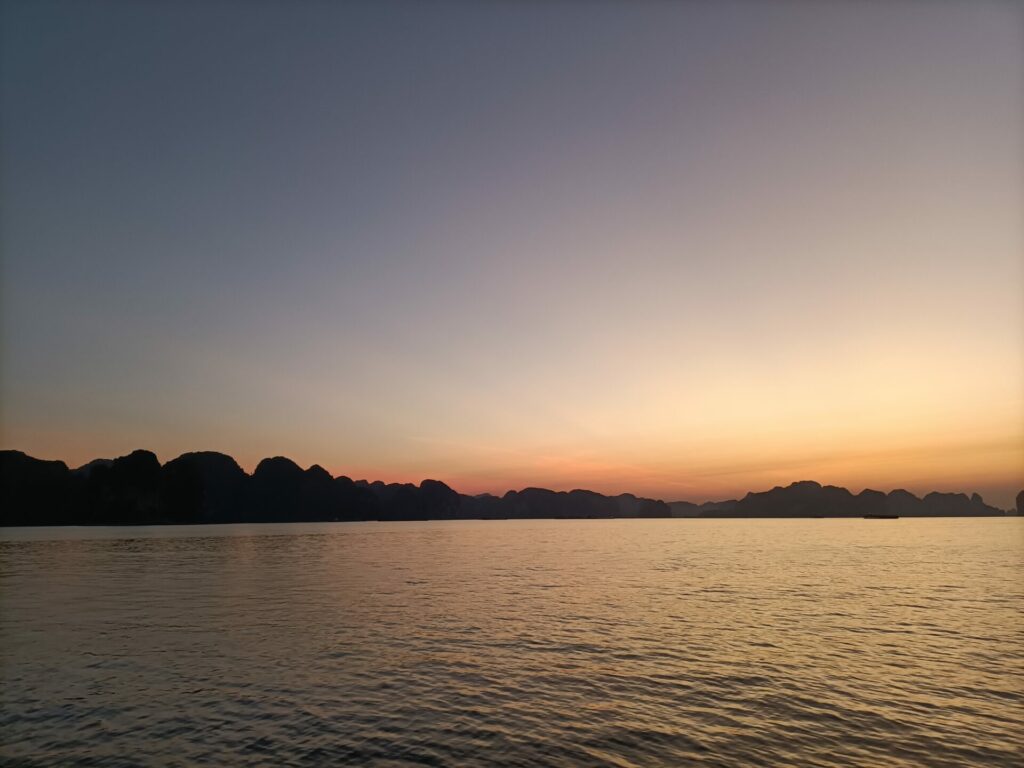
[1,518,1022,766]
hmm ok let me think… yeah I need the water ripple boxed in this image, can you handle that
[1,517,1022,766]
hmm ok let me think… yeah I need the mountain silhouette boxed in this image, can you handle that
[0,450,1017,526]
[685,480,1008,518]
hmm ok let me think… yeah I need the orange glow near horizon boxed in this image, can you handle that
[6,381,1020,506]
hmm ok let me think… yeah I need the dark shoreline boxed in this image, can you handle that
[2,515,1018,532]
[3,449,1019,526]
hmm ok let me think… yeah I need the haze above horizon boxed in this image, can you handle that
[2,1,1022,507]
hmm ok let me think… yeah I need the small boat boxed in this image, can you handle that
[864,514,899,519]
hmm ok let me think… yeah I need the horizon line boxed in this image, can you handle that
[3,447,1019,511]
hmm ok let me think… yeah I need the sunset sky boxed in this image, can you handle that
[2,0,1022,507]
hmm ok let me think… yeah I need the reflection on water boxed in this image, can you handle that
[1,518,1022,766]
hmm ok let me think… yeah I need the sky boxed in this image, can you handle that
[2,0,1022,507]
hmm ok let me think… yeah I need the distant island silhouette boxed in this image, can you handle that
[1,450,1020,526]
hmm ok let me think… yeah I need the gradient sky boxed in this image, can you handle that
[2,0,1022,506]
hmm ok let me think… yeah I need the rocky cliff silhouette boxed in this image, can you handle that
[671,480,1010,518]
[0,450,1016,526]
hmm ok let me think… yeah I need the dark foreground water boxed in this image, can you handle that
[1,518,1022,767]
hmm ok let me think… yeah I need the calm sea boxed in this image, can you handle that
[1,518,1022,766]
